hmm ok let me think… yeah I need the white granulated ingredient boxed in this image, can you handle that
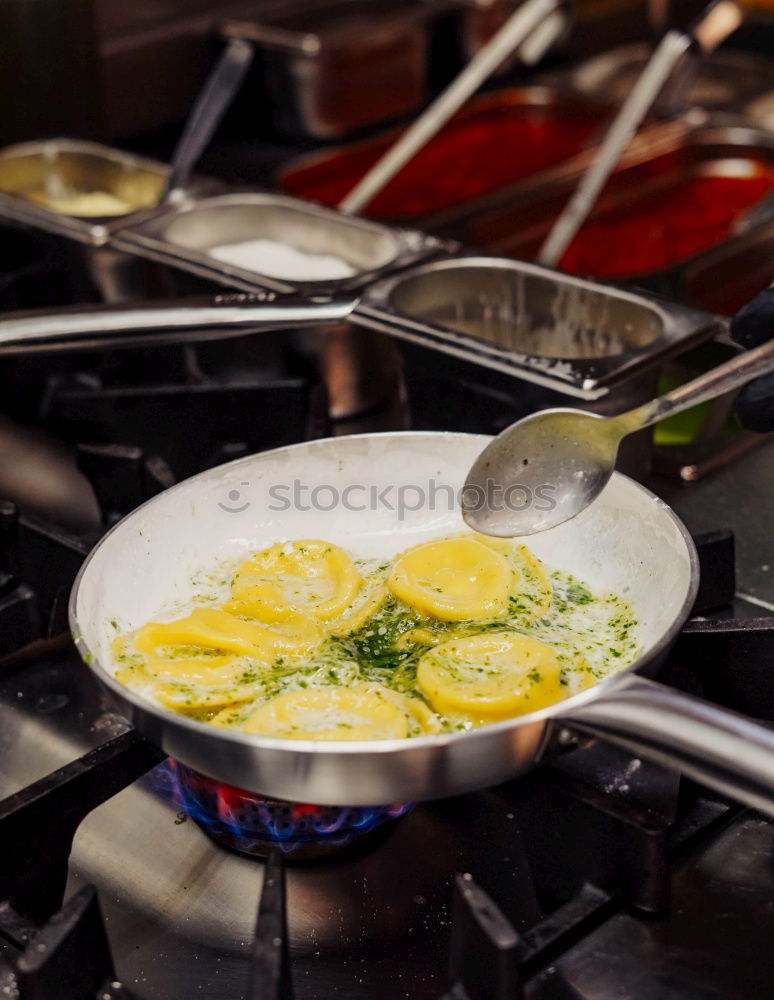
[209,237,356,280]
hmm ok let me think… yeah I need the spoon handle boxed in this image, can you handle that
[625,334,774,431]
[0,292,357,355]
[161,38,254,201]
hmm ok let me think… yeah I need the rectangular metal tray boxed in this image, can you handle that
[111,190,452,295]
[353,254,722,399]
[0,138,170,246]
[221,0,443,139]
[434,125,774,290]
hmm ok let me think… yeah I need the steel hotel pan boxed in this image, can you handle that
[69,432,774,813]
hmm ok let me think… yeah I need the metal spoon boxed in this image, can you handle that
[536,0,742,268]
[160,37,254,202]
[463,334,774,537]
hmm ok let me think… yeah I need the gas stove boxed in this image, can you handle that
[2,198,774,1000]
[2,563,774,1000]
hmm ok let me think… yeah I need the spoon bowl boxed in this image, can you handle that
[464,327,774,536]
[462,407,622,535]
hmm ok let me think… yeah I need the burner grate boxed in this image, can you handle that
[0,735,296,999]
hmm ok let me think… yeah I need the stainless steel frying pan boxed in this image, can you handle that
[69,432,774,812]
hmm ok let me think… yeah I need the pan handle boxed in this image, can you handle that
[562,675,774,819]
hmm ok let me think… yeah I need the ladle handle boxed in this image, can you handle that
[564,675,774,819]
[0,292,358,355]
[161,38,254,201]
[624,334,774,431]
[338,0,562,215]
[536,30,692,267]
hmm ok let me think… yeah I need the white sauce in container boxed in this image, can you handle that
[209,238,356,280]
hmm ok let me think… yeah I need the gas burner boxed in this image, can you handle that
[160,760,411,860]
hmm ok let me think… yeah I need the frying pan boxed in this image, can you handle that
[69,432,774,812]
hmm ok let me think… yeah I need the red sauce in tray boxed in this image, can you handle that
[280,106,599,217]
[558,175,772,277]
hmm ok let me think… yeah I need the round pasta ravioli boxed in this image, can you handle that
[388,537,514,621]
[234,684,426,741]
[227,540,363,621]
[417,632,564,721]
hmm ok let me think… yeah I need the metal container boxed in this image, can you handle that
[545,43,774,122]
[436,126,774,294]
[111,191,451,295]
[277,86,622,225]
[221,0,444,139]
[354,254,721,400]
[0,138,168,246]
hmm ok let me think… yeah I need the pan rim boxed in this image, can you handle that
[68,429,700,757]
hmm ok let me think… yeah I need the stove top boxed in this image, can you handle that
[3,167,774,1000]
[2,527,774,1000]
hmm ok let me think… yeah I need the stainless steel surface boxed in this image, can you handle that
[464,333,774,534]
[566,674,774,818]
[546,812,774,1000]
[452,0,570,72]
[6,650,774,1000]
[113,190,446,295]
[161,38,254,202]
[0,291,357,355]
[0,139,167,246]
[355,255,721,398]
[656,433,774,608]
[221,0,441,139]
[338,0,565,215]
[0,415,100,532]
[537,30,693,266]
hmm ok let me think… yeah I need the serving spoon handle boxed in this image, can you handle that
[338,0,565,215]
[0,292,358,355]
[617,332,774,436]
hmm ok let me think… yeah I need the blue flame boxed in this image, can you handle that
[144,760,410,856]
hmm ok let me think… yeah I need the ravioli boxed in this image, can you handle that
[227,540,363,621]
[218,683,439,741]
[388,537,514,620]
[112,534,640,738]
[417,633,564,720]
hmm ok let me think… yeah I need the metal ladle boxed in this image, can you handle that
[536,0,743,268]
[463,335,774,536]
[338,0,569,216]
